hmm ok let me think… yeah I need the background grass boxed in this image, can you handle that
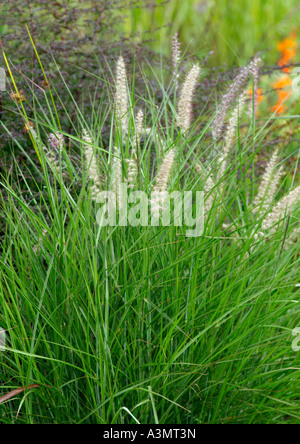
[123,0,300,65]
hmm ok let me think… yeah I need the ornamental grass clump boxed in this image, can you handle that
[20,52,300,249]
[1,37,300,425]
[76,55,300,245]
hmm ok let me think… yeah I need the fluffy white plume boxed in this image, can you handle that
[217,89,247,189]
[82,129,102,200]
[115,56,128,134]
[153,148,176,193]
[177,64,201,132]
[262,185,300,232]
[254,148,283,215]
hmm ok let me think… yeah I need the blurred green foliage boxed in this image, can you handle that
[123,0,300,65]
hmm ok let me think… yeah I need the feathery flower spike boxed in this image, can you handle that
[152,148,176,212]
[127,157,137,190]
[111,147,123,209]
[48,132,64,152]
[211,59,259,140]
[126,109,143,189]
[172,33,181,86]
[261,185,300,232]
[177,64,201,132]
[217,89,247,190]
[134,109,144,148]
[82,129,102,201]
[285,225,300,249]
[115,56,129,134]
[248,56,262,116]
[28,127,61,175]
[253,148,282,215]
[46,132,64,174]
[153,148,176,193]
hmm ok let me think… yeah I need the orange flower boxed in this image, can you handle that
[255,88,264,106]
[271,90,291,114]
[277,38,297,53]
[272,75,292,90]
[279,52,297,73]
[277,33,297,73]
[271,33,297,113]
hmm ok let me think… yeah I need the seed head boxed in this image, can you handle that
[82,129,102,200]
[177,64,201,132]
[115,56,129,134]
